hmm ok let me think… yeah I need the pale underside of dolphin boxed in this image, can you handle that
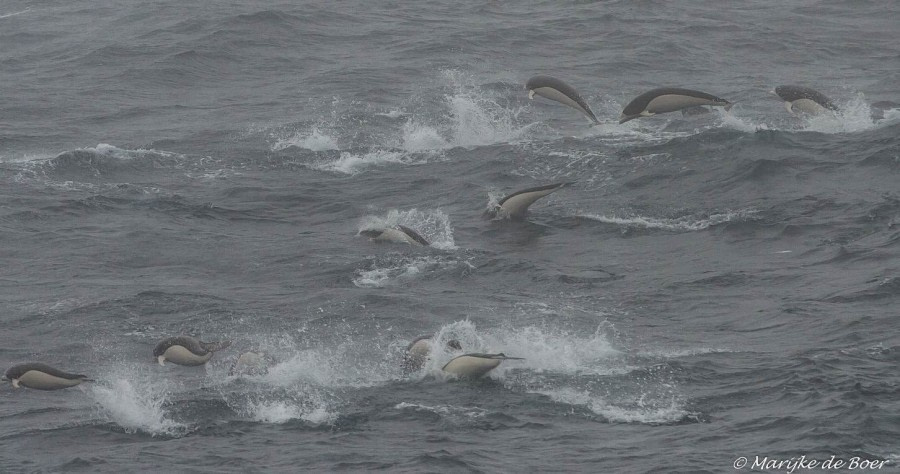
[619,87,733,123]
[772,85,839,116]
[3,362,92,390]
[360,225,430,246]
[441,353,524,379]
[153,336,232,366]
[487,182,573,220]
[526,75,600,125]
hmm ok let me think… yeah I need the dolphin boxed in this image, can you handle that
[441,353,524,379]
[526,75,600,125]
[153,336,232,366]
[619,87,734,123]
[485,182,573,220]
[3,363,92,390]
[772,85,839,115]
[402,335,462,373]
[359,225,430,246]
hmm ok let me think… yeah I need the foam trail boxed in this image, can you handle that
[315,150,409,175]
[90,378,185,436]
[0,8,31,19]
[537,387,688,424]
[579,209,757,231]
[353,255,441,288]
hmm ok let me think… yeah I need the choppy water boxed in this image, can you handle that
[1,1,899,472]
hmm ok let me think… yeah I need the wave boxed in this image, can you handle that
[12,144,184,187]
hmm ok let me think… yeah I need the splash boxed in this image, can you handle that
[579,208,758,231]
[245,398,336,425]
[397,121,449,152]
[353,255,447,288]
[90,378,186,437]
[416,320,622,377]
[261,342,396,389]
[804,94,884,133]
[358,208,456,249]
[720,93,900,134]
[271,126,340,152]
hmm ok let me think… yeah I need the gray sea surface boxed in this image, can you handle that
[1,1,899,472]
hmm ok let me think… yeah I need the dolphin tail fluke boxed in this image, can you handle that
[201,340,232,352]
[724,101,737,112]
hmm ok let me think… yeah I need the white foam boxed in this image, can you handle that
[90,378,185,437]
[352,255,444,288]
[246,399,336,425]
[315,150,409,175]
[579,208,757,231]
[394,402,487,421]
[538,387,688,424]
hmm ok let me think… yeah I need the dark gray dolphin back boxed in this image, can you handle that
[526,75,599,124]
[397,225,430,246]
[4,363,87,380]
[622,87,729,117]
[774,85,838,110]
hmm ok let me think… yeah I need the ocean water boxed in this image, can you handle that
[1,1,899,472]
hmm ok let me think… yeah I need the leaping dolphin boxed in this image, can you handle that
[3,363,92,390]
[772,85,839,116]
[526,75,600,125]
[441,353,524,379]
[620,87,733,123]
[485,182,573,220]
[153,336,232,366]
[359,225,430,246]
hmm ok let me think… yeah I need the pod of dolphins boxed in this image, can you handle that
[526,75,896,124]
[5,75,896,392]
